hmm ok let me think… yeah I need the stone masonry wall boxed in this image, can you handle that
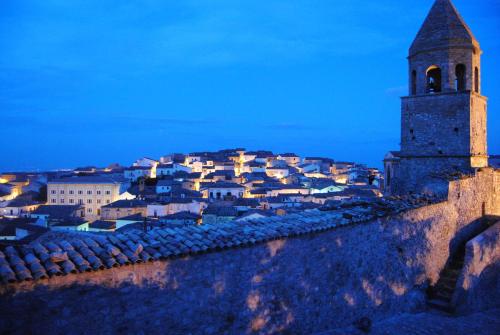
[453,222,500,315]
[0,169,498,334]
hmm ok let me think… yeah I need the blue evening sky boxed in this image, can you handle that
[1,0,499,171]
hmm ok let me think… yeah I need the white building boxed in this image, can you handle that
[200,182,245,200]
[133,157,158,167]
[147,199,206,217]
[124,166,155,181]
[157,163,192,176]
[277,153,301,166]
[47,176,131,220]
[266,167,290,179]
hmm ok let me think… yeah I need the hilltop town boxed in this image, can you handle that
[0,149,383,240]
[0,1,499,334]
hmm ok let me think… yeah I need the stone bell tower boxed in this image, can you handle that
[384,0,488,196]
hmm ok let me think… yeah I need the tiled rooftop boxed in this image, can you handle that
[0,197,430,284]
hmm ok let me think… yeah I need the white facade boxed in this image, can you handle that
[310,185,345,194]
[147,201,205,217]
[202,186,245,199]
[277,155,301,166]
[266,168,290,179]
[297,163,320,174]
[157,163,192,176]
[0,203,40,218]
[47,179,127,220]
[133,157,158,167]
[124,167,154,181]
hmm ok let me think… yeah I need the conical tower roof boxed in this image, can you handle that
[410,0,479,56]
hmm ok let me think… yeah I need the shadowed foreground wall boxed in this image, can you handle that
[454,222,500,315]
[0,169,498,334]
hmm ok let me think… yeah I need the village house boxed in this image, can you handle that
[240,161,267,174]
[260,195,303,210]
[147,198,206,217]
[268,185,310,197]
[133,157,159,168]
[303,157,335,172]
[156,163,192,176]
[47,176,132,220]
[160,153,185,165]
[265,166,290,179]
[310,180,345,194]
[277,153,301,166]
[100,199,147,220]
[124,166,155,181]
[0,198,40,218]
[202,171,240,183]
[213,161,235,172]
[296,163,320,174]
[241,152,258,163]
[200,182,245,200]
[201,206,238,224]
[30,204,85,227]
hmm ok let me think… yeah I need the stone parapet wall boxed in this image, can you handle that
[0,169,498,334]
[454,222,500,314]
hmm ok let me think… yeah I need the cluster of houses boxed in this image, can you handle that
[0,148,384,244]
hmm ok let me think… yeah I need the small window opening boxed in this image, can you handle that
[455,64,466,91]
[411,70,417,95]
[427,66,442,93]
[438,150,443,155]
[474,67,479,93]
[454,127,459,133]
[410,129,414,134]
